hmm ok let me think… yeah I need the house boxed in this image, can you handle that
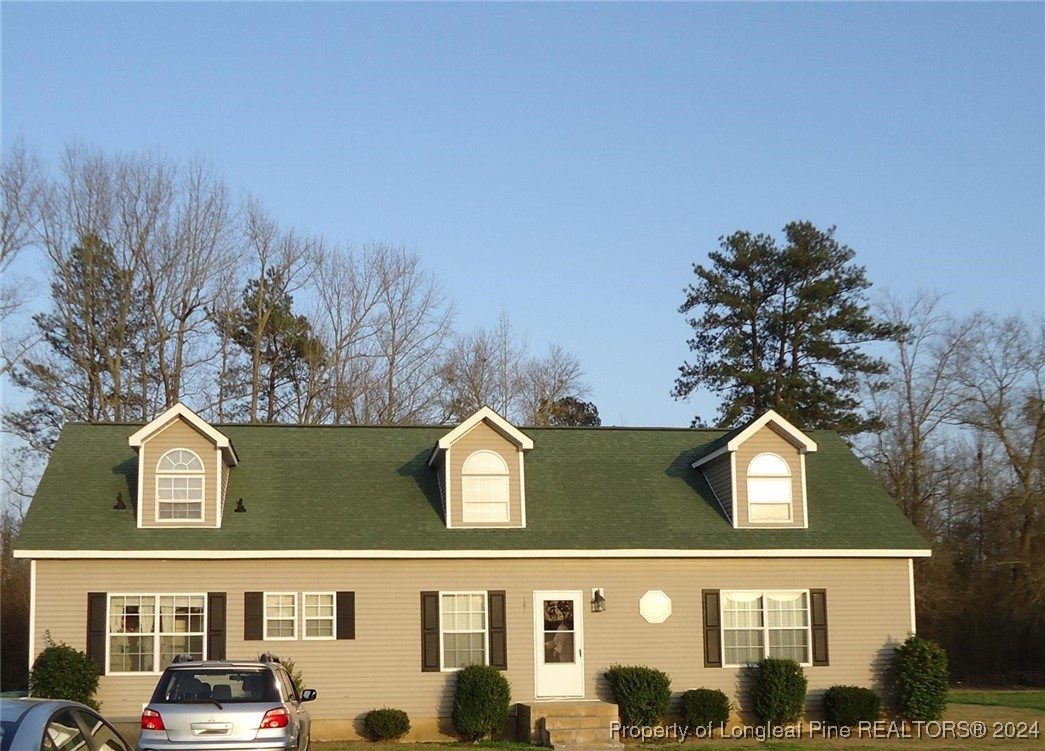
[14,403,930,740]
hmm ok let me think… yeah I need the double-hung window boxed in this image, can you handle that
[722,590,810,666]
[440,592,488,669]
[156,449,205,521]
[264,593,297,639]
[108,594,205,673]
[461,451,510,523]
[303,593,335,639]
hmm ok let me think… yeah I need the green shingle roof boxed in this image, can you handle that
[16,422,929,554]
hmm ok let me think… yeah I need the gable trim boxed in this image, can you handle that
[429,407,534,466]
[15,548,932,560]
[690,410,818,469]
[128,403,238,465]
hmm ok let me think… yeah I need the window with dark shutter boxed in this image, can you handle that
[810,589,829,666]
[487,590,507,670]
[87,592,107,674]
[244,591,263,641]
[420,591,440,672]
[207,592,226,660]
[702,590,722,668]
[336,591,355,640]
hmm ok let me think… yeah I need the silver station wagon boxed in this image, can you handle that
[136,654,315,751]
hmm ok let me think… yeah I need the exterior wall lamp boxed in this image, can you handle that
[591,587,606,612]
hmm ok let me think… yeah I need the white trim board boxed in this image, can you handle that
[16,547,933,560]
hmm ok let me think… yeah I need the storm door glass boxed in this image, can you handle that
[542,599,575,663]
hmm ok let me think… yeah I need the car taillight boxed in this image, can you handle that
[141,709,165,731]
[259,707,290,729]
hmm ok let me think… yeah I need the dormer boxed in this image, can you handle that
[428,407,533,529]
[128,403,238,529]
[691,410,817,529]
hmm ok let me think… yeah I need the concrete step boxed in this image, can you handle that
[548,727,623,749]
[543,715,614,732]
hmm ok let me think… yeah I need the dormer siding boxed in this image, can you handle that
[702,453,734,520]
[138,418,222,528]
[735,424,806,528]
[448,421,524,528]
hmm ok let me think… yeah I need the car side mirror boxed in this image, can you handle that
[300,689,317,702]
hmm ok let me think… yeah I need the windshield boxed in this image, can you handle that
[150,669,277,703]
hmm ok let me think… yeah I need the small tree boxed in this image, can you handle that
[750,658,807,725]
[451,664,511,741]
[29,637,99,709]
[892,635,948,721]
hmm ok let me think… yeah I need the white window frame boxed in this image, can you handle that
[721,589,811,667]
[462,451,510,523]
[107,593,207,675]
[746,453,793,523]
[302,592,336,640]
[155,448,206,522]
[439,591,488,671]
[264,592,298,640]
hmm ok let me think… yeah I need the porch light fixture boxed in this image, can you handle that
[591,587,606,613]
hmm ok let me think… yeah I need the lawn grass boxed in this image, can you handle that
[949,689,1045,712]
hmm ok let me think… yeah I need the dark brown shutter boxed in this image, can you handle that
[207,592,226,660]
[87,592,107,674]
[420,591,440,672]
[336,591,355,640]
[244,592,263,641]
[487,590,507,670]
[810,589,829,666]
[702,589,722,668]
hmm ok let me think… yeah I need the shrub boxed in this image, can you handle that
[891,635,948,721]
[29,638,100,709]
[604,665,672,727]
[750,658,807,725]
[680,688,730,728]
[364,708,411,741]
[451,664,511,741]
[823,685,881,725]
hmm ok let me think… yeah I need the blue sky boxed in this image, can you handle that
[3,2,1043,427]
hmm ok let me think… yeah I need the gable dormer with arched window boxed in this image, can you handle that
[129,403,238,529]
[428,407,533,529]
[691,410,816,529]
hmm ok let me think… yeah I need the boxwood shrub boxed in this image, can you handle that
[29,639,100,709]
[604,665,672,727]
[364,708,411,740]
[680,688,730,728]
[823,685,881,725]
[750,658,807,725]
[891,635,948,721]
[451,664,511,741]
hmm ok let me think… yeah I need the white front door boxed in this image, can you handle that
[534,591,584,698]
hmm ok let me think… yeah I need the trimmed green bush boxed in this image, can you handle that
[604,665,672,727]
[680,688,730,728]
[892,635,948,721]
[750,658,807,725]
[451,664,511,741]
[29,640,100,709]
[364,708,411,741]
[823,685,881,725]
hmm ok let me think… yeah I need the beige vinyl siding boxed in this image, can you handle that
[447,421,524,528]
[34,557,911,725]
[140,419,220,528]
[735,425,806,528]
[702,454,733,520]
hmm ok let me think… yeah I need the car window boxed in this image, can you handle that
[75,711,128,751]
[44,711,89,751]
[277,668,298,703]
[152,668,278,703]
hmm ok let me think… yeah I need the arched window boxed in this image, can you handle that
[746,453,792,522]
[156,449,205,521]
[462,450,510,523]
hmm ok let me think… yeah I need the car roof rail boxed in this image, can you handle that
[258,652,281,664]
[172,653,195,663]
